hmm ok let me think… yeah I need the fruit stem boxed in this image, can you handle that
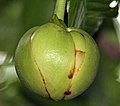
[54,0,67,21]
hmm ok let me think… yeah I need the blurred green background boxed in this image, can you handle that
[0,0,120,106]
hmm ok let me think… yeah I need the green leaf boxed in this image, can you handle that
[68,0,119,35]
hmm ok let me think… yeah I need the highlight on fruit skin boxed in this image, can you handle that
[15,22,99,101]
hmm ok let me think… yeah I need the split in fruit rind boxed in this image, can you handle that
[31,23,75,100]
[15,27,49,98]
[63,28,99,100]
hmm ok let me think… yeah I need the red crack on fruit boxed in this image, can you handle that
[68,50,76,79]
[68,69,75,79]
[68,50,85,79]
[62,90,71,100]
[63,49,85,100]
[30,37,52,99]
[64,90,71,95]
[33,57,52,99]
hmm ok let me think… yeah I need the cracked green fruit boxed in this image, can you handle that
[15,22,99,101]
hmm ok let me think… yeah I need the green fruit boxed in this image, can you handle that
[15,22,99,101]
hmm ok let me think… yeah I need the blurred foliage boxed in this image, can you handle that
[22,0,56,31]
[68,0,119,35]
[0,0,120,106]
[0,0,23,55]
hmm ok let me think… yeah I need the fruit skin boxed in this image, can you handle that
[15,22,99,101]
